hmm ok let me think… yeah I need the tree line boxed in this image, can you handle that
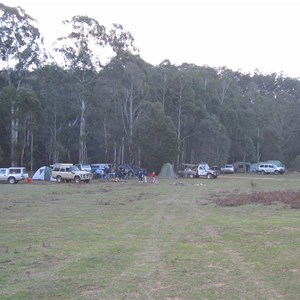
[1,3,300,172]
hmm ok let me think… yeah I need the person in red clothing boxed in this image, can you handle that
[149,172,157,184]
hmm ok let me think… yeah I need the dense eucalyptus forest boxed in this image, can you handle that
[1,3,300,172]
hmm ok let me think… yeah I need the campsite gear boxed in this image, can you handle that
[158,163,177,179]
[32,166,53,181]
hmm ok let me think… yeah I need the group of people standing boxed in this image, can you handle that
[137,169,158,184]
[94,165,158,183]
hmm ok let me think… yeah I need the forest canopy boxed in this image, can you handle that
[1,3,300,172]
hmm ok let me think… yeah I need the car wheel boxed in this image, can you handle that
[260,170,265,175]
[207,173,213,179]
[56,176,63,183]
[74,176,81,184]
[274,170,279,175]
[8,177,16,184]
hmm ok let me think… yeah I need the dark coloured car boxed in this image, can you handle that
[90,163,113,179]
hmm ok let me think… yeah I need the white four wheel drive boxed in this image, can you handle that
[51,163,92,183]
[196,163,218,179]
[257,164,284,175]
[0,167,29,184]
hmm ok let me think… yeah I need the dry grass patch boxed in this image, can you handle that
[214,190,300,208]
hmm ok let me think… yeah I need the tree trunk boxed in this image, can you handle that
[121,136,125,164]
[162,72,167,113]
[11,80,23,166]
[20,123,26,167]
[128,76,134,161]
[11,98,18,166]
[221,80,228,105]
[103,115,108,161]
[30,132,34,172]
[114,141,117,165]
[79,98,86,164]
[11,123,18,166]
[176,83,183,166]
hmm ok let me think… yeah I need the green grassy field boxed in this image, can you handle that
[1,174,300,299]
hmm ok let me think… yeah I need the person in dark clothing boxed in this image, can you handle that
[137,169,143,182]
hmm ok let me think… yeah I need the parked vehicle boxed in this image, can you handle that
[75,164,92,173]
[257,163,284,175]
[180,167,197,178]
[117,164,143,177]
[210,165,221,175]
[196,163,218,179]
[0,167,29,184]
[52,163,92,183]
[221,164,234,174]
[90,163,113,179]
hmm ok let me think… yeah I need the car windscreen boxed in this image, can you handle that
[70,166,80,171]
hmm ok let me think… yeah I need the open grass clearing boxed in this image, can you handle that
[1,173,300,299]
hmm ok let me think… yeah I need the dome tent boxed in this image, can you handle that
[32,166,53,181]
[158,163,177,179]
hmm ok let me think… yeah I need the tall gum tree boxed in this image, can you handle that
[0,3,43,166]
[55,17,136,164]
[167,67,196,166]
[33,65,75,164]
[122,58,147,162]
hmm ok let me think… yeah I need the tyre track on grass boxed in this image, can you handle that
[107,188,193,299]
[98,184,285,299]
[203,224,286,299]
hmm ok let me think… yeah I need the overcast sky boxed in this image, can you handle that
[6,0,300,78]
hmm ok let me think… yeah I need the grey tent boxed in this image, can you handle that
[32,166,53,181]
[158,163,177,179]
